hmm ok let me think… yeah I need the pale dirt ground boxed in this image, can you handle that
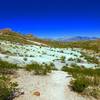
[13,69,95,100]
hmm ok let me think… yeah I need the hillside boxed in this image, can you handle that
[24,32,100,52]
[0,29,100,52]
[0,28,32,44]
[0,29,100,100]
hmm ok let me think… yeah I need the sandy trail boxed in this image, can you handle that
[13,69,94,100]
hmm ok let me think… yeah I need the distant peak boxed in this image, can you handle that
[56,36,99,42]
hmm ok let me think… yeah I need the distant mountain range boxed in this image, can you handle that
[56,36,100,42]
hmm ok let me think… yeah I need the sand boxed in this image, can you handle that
[13,69,95,100]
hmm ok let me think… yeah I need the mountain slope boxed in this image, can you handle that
[0,28,32,44]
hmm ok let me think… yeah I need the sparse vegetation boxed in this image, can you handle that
[70,76,89,93]
[0,60,18,74]
[81,52,99,64]
[0,60,18,100]
[0,29,100,99]
[0,76,18,100]
[60,56,66,63]
[25,62,54,75]
[62,65,100,98]
[23,58,27,61]
[68,58,75,61]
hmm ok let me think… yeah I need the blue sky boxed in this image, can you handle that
[0,0,100,38]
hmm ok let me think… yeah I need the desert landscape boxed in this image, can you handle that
[0,29,100,100]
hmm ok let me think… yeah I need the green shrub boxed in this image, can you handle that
[0,60,18,74]
[0,76,18,100]
[61,66,69,72]
[62,64,100,77]
[1,50,12,55]
[63,64,100,98]
[59,50,64,53]
[23,58,27,61]
[71,77,89,93]
[30,55,34,57]
[76,58,83,63]
[68,58,75,61]
[49,63,58,70]
[25,62,52,75]
[81,52,99,64]
[60,56,66,63]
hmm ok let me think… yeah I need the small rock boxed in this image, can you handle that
[33,91,40,96]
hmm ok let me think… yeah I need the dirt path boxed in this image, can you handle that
[13,69,94,100]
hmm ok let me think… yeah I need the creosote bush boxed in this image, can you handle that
[25,62,55,75]
[62,65,100,98]
[0,60,18,100]
[0,76,18,100]
[70,77,89,93]
[23,58,27,61]
[60,56,66,63]
[0,60,18,74]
